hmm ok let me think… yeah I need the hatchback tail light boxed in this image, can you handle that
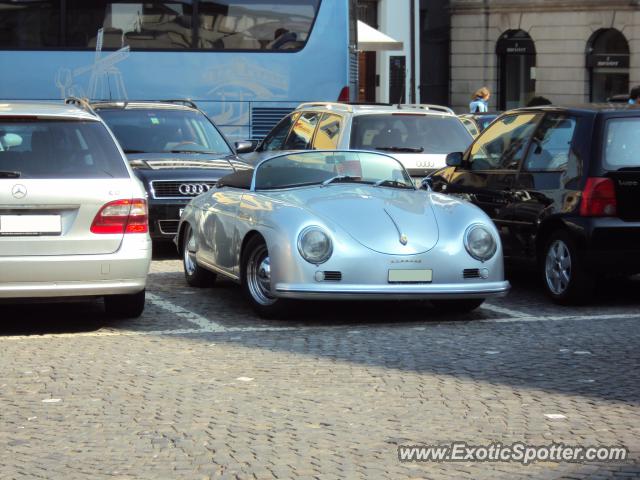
[337,86,350,102]
[91,198,148,234]
[579,177,617,217]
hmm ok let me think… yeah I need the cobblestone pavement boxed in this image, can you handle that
[1,249,639,479]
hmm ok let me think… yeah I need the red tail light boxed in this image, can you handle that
[91,198,148,234]
[579,177,617,217]
[337,86,350,102]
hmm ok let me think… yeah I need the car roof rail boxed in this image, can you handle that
[88,99,198,110]
[396,104,455,115]
[64,96,97,115]
[158,99,199,109]
[295,102,354,112]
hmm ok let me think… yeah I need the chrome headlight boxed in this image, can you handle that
[298,226,333,265]
[464,224,497,261]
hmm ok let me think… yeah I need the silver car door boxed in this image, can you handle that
[198,187,243,277]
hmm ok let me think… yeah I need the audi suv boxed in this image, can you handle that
[91,100,251,242]
[0,100,151,318]
[237,102,474,178]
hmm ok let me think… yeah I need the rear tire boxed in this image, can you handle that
[182,224,216,288]
[241,236,289,318]
[541,230,595,305]
[104,289,145,319]
[431,298,485,314]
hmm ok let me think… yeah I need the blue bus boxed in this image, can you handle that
[0,0,357,141]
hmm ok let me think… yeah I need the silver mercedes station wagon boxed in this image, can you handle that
[0,101,151,318]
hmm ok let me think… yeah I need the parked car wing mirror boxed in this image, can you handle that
[235,140,258,154]
[420,177,433,190]
[446,151,463,167]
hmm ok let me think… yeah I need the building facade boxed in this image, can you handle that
[357,0,421,104]
[450,0,640,112]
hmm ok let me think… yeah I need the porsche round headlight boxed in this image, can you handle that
[298,227,333,265]
[464,224,497,261]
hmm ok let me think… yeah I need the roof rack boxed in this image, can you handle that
[295,102,354,112]
[396,104,455,115]
[88,99,199,110]
[64,96,96,115]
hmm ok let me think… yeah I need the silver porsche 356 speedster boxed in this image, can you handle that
[175,150,509,317]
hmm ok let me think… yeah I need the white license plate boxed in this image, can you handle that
[0,215,62,234]
[388,269,432,283]
[178,208,184,218]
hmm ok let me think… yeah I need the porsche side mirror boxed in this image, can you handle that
[446,151,463,167]
[235,140,258,154]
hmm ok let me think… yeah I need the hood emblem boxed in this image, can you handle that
[11,184,27,199]
[399,234,408,245]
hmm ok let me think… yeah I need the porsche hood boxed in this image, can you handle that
[268,186,439,255]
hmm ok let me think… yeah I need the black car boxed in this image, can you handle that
[90,100,251,242]
[427,104,640,304]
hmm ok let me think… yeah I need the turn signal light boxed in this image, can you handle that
[91,198,148,234]
[579,177,617,217]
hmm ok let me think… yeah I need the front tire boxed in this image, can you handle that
[182,224,216,288]
[542,230,595,304]
[242,236,289,318]
[104,289,145,319]
[431,298,485,314]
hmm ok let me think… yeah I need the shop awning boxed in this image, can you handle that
[357,20,403,51]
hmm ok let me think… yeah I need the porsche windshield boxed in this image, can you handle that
[254,151,414,190]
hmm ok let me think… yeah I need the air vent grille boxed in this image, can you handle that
[463,269,481,279]
[251,107,294,139]
[323,271,342,281]
[158,220,179,235]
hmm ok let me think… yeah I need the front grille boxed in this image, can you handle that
[463,269,481,279]
[151,181,217,199]
[158,220,179,235]
[251,107,294,139]
[323,271,342,281]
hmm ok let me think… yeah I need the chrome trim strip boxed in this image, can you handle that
[197,257,240,282]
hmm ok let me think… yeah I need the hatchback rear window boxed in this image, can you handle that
[604,118,640,169]
[350,114,473,154]
[0,120,128,179]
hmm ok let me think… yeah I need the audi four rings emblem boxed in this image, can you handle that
[179,183,211,195]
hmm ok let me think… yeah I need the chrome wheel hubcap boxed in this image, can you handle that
[184,228,197,276]
[545,239,572,295]
[247,244,276,306]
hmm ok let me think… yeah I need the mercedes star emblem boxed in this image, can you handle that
[399,234,408,245]
[11,184,27,199]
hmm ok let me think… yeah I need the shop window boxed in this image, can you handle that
[496,30,536,111]
[0,1,60,48]
[587,29,629,102]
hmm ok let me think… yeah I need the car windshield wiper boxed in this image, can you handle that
[321,175,363,187]
[375,146,425,153]
[123,149,148,154]
[0,170,21,178]
[169,149,219,154]
[373,179,414,189]
[617,166,640,172]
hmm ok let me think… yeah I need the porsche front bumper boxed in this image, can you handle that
[275,280,510,300]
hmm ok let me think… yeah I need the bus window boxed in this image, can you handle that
[313,114,342,150]
[66,1,194,49]
[283,112,320,150]
[0,1,61,48]
[197,0,320,51]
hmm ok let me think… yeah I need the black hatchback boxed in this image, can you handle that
[91,100,251,242]
[427,104,640,304]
